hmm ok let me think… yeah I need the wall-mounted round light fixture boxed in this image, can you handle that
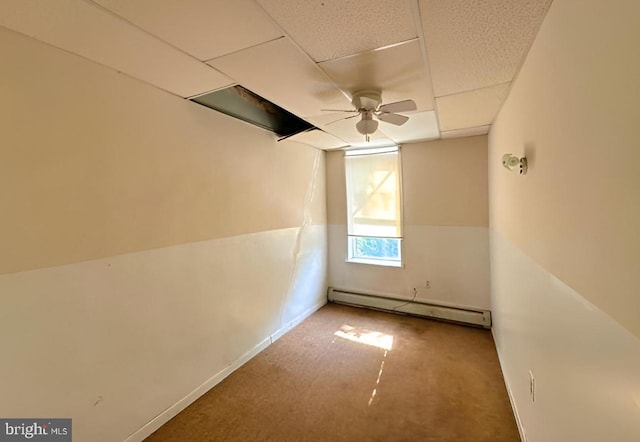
[502,154,528,175]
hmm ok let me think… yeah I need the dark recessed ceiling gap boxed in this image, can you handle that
[191,85,314,138]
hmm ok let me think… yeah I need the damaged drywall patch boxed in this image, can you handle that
[277,149,326,327]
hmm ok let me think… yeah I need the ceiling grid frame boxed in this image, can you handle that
[410,0,442,137]
[0,0,555,149]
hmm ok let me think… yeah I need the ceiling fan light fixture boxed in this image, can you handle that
[356,114,378,135]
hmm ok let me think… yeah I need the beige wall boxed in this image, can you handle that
[326,136,490,309]
[325,149,347,225]
[402,136,488,227]
[0,27,327,442]
[489,0,640,440]
[489,0,640,339]
[0,25,324,275]
[327,136,488,227]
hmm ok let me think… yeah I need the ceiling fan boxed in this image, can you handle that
[322,90,417,141]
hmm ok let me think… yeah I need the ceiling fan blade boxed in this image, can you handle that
[377,112,409,126]
[377,99,417,114]
[325,113,360,126]
[320,108,358,113]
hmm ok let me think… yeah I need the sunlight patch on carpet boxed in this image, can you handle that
[334,325,394,351]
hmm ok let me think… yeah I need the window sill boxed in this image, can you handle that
[346,257,403,268]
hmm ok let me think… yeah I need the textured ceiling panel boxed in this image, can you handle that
[380,111,439,144]
[306,113,393,145]
[93,0,282,61]
[319,40,434,111]
[348,138,399,149]
[436,83,510,131]
[419,0,552,96]
[285,129,348,150]
[208,38,350,118]
[441,125,490,139]
[257,0,417,62]
[0,0,232,97]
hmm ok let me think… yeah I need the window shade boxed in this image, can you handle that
[344,147,402,238]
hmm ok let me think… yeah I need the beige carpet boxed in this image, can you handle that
[146,303,519,441]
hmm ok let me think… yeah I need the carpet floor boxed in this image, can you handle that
[146,303,519,441]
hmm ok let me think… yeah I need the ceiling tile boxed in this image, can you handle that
[306,113,393,146]
[257,0,417,62]
[208,37,351,119]
[436,83,510,131]
[319,40,434,112]
[0,0,232,97]
[93,0,283,61]
[441,125,490,139]
[308,109,439,146]
[284,129,348,150]
[348,138,399,149]
[419,0,552,96]
[380,111,440,144]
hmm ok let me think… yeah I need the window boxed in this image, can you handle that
[344,146,403,267]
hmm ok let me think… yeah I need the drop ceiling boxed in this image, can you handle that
[0,0,553,150]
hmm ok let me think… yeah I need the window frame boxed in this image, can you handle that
[344,145,404,268]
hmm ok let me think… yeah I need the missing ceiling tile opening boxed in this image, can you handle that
[191,85,314,138]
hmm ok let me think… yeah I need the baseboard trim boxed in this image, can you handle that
[492,328,526,442]
[271,300,326,342]
[123,299,326,442]
[328,287,491,328]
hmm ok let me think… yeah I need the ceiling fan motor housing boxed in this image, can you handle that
[351,90,382,111]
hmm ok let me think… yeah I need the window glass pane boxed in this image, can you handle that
[351,236,401,260]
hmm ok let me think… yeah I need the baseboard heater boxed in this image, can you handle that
[328,287,491,329]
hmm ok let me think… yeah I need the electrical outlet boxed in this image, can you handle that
[529,370,535,403]
[424,280,431,289]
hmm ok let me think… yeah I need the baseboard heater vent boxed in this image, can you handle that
[328,288,491,329]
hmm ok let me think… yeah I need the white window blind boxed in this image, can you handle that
[345,146,402,239]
